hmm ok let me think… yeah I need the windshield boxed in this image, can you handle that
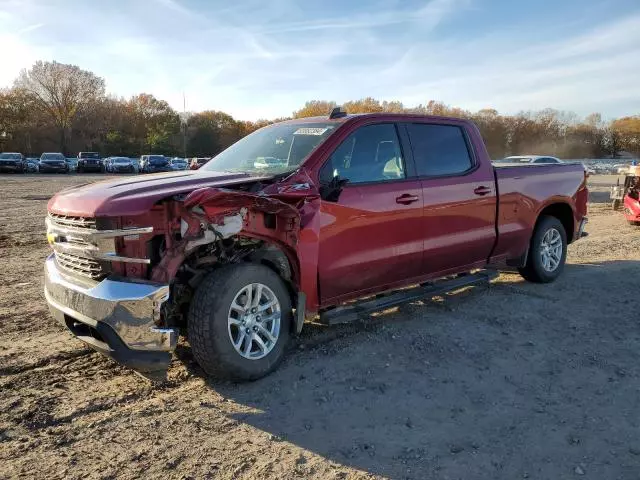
[114,157,130,164]
[79,152,100,159]
[41,153,65,161]
[0,153,21,160]
[202,122,336,174]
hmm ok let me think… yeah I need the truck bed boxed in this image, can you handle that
[492,162,589,261]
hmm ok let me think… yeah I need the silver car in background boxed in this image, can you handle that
[169,157,189,170]
[107,156,135,173]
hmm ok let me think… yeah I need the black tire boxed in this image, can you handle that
[613,199,621,210]
[629,220,640,226]
[518,215,567,283]
[188,263,292,381]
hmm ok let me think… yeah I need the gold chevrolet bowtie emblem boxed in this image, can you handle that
[47,233,56,245]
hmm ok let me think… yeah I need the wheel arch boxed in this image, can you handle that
[536,201,575,243]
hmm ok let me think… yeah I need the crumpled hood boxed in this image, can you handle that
[48,170,273,217]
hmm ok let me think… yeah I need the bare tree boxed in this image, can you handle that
[14,61,105,153]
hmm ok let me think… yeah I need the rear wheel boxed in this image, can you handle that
[188,263,292,381]
[518,215,567,283]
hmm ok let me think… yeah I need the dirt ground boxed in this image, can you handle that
[1,173,639,480]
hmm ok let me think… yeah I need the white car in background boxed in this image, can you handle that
[495,155,563,164]
[253,156,288,169]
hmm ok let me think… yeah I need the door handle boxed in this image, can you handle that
[396,194,420,205]
[473,186,492,196]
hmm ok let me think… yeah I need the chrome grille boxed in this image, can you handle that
[47,213,152,281]
[48,214,106,279]
[48,213,97,230]
[55,251,105,280]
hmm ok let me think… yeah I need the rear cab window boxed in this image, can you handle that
[406,123,474,177]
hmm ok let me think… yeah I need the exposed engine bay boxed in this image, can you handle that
[113,171,319,330]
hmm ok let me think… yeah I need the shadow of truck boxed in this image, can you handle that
[179,261,640,480]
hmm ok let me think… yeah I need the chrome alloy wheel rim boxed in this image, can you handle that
[540,227,563,272]
[227,283,281,360]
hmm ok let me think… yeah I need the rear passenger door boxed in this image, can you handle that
[403,122,497,276]
[317,123,424,303]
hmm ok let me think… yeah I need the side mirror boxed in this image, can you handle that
[319,175,349,202]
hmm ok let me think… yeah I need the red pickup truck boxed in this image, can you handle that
[44,110,588,380]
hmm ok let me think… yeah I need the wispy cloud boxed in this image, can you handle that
[17,22,44,33]
[253,0,464,33]
[0,0,638,120]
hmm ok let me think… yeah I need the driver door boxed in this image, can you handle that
[317,123,424,304]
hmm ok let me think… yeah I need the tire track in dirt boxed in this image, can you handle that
[0,348,94,376]
[2,174,640,480]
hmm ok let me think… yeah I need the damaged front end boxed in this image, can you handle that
[45,169,322,380]
[150,169,323,354]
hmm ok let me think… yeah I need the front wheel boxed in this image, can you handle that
[188,263,292,381]
[518,215,567,283]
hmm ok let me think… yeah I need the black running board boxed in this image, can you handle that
[319,270,498,325]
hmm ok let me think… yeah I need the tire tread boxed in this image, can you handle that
[188,263,291,381]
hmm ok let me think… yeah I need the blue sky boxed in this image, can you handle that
[1,0,639,120]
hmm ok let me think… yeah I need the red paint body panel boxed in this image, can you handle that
[46,113,589,318]
[493,164,588,259]
[47,170,273,217]
[317,180,424,303]
[624,195,640,222]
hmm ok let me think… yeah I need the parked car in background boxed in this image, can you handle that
[0,152,26,173]
[39,153,69,173]
[169,157,189,170]
[254,156,288,169]
[43,111,589,380]
[129,157,139,170]
[107,156,135,173]
[66,158,78,172]
[25,158,39,173]
[189,157,210,169]
[77,152,102,173]
[140,155,171,173]
[494,155,563,164]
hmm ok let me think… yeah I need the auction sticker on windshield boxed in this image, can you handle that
[293,127,333,136]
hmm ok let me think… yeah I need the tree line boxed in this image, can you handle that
[1,61,639,159]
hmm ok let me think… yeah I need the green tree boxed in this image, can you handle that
[127,94,180,154]
[187,111,242,156]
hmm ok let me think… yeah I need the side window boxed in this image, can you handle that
[406,124,473,177]
[320,124,405,184]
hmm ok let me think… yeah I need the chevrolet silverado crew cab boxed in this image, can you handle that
[44,109,588,380]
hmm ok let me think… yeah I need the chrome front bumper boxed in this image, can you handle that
[44,255,177,377]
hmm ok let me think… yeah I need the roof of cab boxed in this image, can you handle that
[276,112,474,125]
